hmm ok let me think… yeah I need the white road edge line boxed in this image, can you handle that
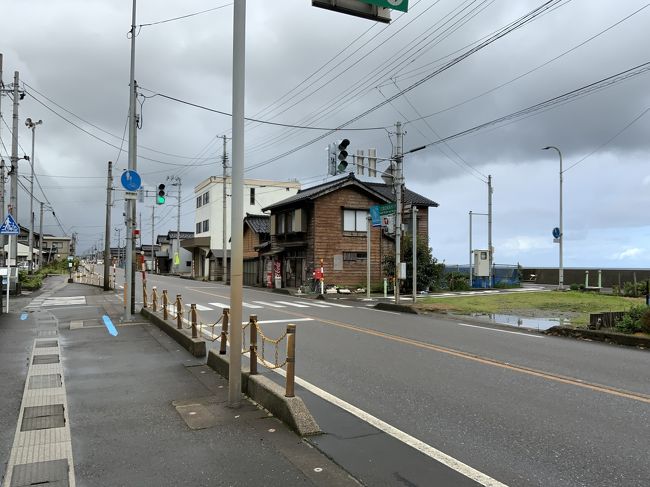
[457,322,545,338]
[272,368,507,487]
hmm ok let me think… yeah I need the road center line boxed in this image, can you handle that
[456,322,544,338]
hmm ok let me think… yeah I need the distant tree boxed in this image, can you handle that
[383,236,444,293]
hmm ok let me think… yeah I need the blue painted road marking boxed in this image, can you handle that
[102,315,118,336]
[20,312,28,321]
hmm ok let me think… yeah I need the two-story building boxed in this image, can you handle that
[183,176,300,281]
[261,173,438,289]
[156,231,193,274]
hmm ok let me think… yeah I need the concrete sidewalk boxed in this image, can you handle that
[0,276,357,487]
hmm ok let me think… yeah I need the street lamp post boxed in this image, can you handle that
[25,118,43,274]
[542,146,564,290]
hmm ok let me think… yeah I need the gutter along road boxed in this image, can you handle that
[118,272,650,486]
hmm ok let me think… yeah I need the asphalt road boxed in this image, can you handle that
[116,271,650,486]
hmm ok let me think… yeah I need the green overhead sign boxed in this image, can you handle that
[359,0,409,12]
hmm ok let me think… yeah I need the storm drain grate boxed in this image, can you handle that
[10,459,69,486]
[37,330,58,338]
[32,354,59,365]
[28,374,63,390]
[21,404,65,432]
[35,340,59,348]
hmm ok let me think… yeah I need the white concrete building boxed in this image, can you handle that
[183,177,300,280]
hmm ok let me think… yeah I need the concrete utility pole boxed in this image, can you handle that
[39,202,43,269]
[125,0,138,319]
[151,205,155,273]
[168,175,181,274]
[0,53,5,267]
[103,161,112,290]
[366,215,371,300]
[412,205,417,303]
[26,117,43,273]
[542,146,564,290]
[222,135,228,283]
[9,71,19,265]
[394,121,404,304]
[487,175,493,287]
[114,227,122,267]
[228,0,246,408]
[469,210,473,285]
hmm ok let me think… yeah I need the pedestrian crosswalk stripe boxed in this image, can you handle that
[185,304,213,311]
[41,296,86,307]
[243,301,263,309]
[294,301,330,308]
[274,301,309,308]
[208,302,230,309]
[316,301,353,308]
[251,301,286,308]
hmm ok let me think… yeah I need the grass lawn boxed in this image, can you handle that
[417,291,645,326]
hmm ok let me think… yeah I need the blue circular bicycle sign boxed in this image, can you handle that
[552,227,561,239]
[121,170,142,192]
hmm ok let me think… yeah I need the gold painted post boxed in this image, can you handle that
[219,308,229,355]
[142,281,148,308]
[176,294,183,329]
[123,283,128,309]
[285,324,296,398]
[162,290,169,320]
[152,286,158,312]
[191,304,198,338]
[249,315,258,375]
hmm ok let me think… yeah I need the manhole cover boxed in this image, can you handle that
[11,459,69,487]
[33,354,59,365]
[35,340,58,348]
[21,404,65,431]
[28,374,62,390]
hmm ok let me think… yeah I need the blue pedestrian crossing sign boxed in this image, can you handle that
[0,214,20,235]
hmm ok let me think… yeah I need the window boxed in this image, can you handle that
[203,192,209,205]
[343,251,367,262]
[277,214,285,234]
[196,222,202,234]
[250,187,255,206]
[196,196,202,208]
[202,220,209,232]
[343,209,368,232]
[186,261,191,267]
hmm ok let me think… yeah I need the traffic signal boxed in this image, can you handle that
[157,184,166,204]
[336,139,350,173]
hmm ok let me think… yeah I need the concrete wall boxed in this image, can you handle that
[522,267,650,288]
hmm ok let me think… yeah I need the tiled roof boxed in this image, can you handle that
[244,214,270,234]
[262,173,438,211]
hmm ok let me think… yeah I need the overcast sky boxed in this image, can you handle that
[1,0,649,269]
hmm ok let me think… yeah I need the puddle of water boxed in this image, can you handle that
[472,313,569,331]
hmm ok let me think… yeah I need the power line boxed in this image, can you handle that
[564,107,650,173]
[139,3,233,27]
[139,89,389,131]
[244,0,565,173]
[405,61,650,154]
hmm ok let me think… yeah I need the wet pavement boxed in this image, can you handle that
[0,276,357,487]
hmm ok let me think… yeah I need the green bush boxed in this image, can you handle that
[569,283,580,291]
[18,270,43,291]
[622,281,648,297]
[446,272,470,291]
[615,305,650,333]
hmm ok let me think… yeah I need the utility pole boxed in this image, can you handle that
[125,0,138,319]
[103,161,112,290]
[9,71,19,265]
[394,121,403,304]
[168,175,181,274]
[469,210,473,286]
[222,135,228,284]
[39,202,43,269]
[26,117,42,273]
[228,0,246,408]
[115,227,122,267]
[412,206,417,303]
[487,175,493,287]
[0,53,5,267]
[151,205,155,273]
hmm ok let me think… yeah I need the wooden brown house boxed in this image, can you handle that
[261,173,438,289]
